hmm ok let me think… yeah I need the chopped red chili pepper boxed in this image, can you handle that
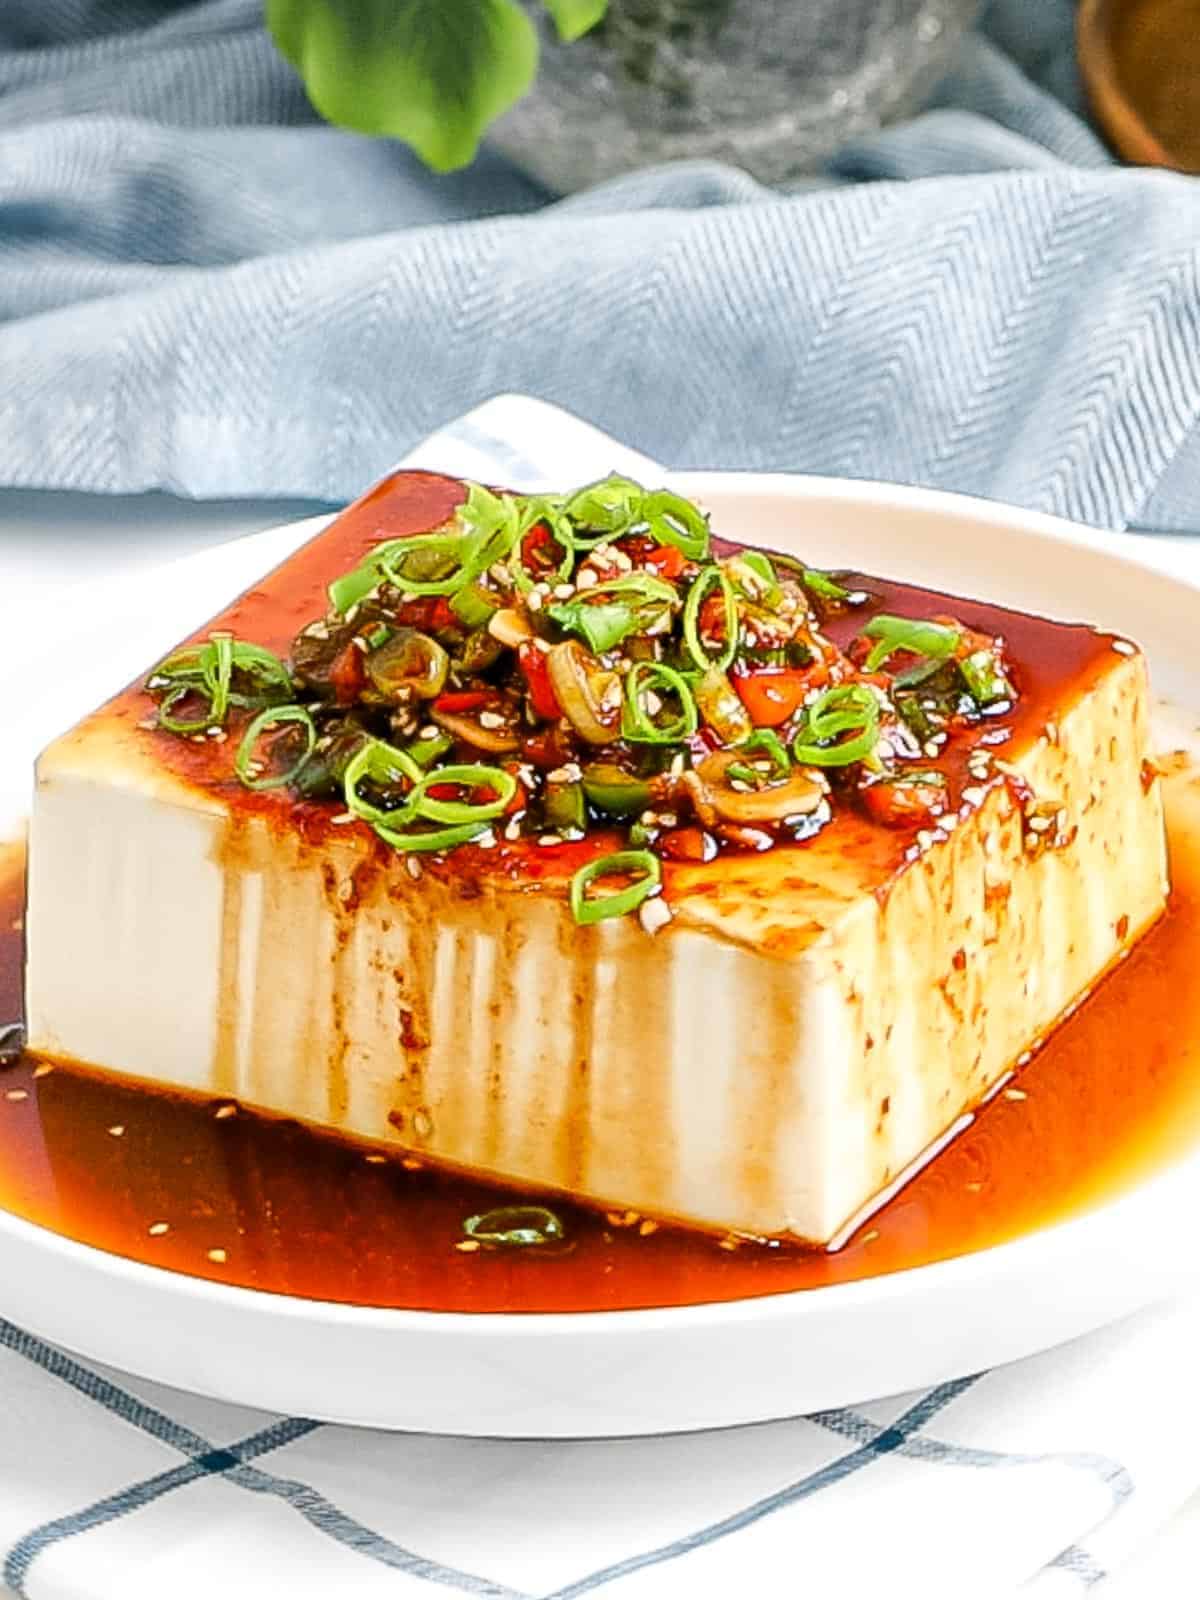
[433,690,489,714]
[859,779,947,828]
[329,642,365,704]
[642,543,685,580]
[658,827,718,863]
[517,642,563,721]
[733,668,811,728]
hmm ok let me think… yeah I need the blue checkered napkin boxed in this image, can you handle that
[1,1299,1198,1600]
[3,398,1200,1600]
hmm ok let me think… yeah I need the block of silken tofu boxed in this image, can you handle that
[23,471,1169,1245]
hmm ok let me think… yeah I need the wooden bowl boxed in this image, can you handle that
[1077,0,1200,173]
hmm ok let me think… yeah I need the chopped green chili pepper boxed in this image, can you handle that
[959,648,1014,708]
[580,764,654,817]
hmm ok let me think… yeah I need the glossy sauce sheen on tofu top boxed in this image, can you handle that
[87,470,1121,934]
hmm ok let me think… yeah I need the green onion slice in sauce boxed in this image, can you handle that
[235,705,317,791]
[570,850,663,926]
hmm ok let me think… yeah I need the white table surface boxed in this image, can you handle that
[2,487,1200,1596]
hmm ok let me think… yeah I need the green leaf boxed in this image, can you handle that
[541,0,608,41]
[266,0,539,172]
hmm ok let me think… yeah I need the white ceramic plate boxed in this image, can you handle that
[3,472,1200,1438]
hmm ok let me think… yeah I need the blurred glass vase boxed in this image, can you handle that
[491,0,981,191]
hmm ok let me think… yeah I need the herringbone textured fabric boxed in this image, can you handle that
[0,0,1198,535]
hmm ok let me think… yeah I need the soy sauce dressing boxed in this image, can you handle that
[3,768,1200,1315]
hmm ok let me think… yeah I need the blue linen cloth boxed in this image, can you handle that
[1,0,1199,533]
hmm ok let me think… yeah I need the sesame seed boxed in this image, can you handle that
[1003,1088,1027,1101]
[330,811,355,825]
[5,1089,27,1103]
[718,1237,741,1252]
[405,856,423,880]
[965,1181,983,1193]
[401,1157,424,1171]
[1017,1050,1033,1066]
[639,897,673,936]
[365,1153,387,1165]
[32,1063,52,1078]
[208,729,228,743]
[137,715,158,731]
[148,1222,170,1237]
[214,1104,237,1121]
[412,1109,433,1139]
[538,833,563,847]
[107,1124,125,1137]
[207,1248,228,1265]
[638,1219,660,1236]
[860,1229,880,1245]
[456,1239,481,1253]
[527,590,544,612]
[419,725,438,740]
[504,819,522,842]
[1111,639,1136,655]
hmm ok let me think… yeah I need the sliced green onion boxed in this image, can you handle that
[863,614,961,673]
[156,682,215,734]
[226,641,293,699]
[570,850,663,926]
[378,530,485,597]
[739,551,776,586]
[622,661,698,744]
[328,538,416,614]
[507,501,574,591]
[743,727,791,778]
[793,684,881,767]
[235,705,317,791]
[329,484,520,611]
[372,817,492,853]
[201,635,232,723]
[343,739,423,828]
[462,1205,566,1249]
[683,566,738,673]
[409,763,517,824]
[802,568,856,602]
[561,475,645,545]
[641,489,711,560]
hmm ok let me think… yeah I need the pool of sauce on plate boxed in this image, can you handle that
[3,768,1200,1314]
